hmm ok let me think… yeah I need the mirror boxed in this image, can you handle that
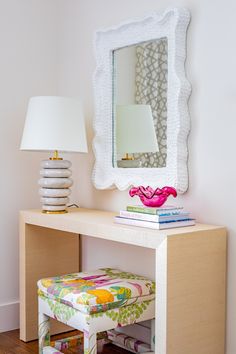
[113,38,168,168]
[92,8,191,192]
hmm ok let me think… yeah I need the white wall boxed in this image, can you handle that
[1,1,236,353]
[0,0,61,331]
[57,1,236,353]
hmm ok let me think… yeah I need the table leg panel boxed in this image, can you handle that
[20,222,79,341]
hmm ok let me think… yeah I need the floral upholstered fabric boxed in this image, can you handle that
[38,268,155,314]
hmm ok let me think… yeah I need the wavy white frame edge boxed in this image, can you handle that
[92,7,191,193]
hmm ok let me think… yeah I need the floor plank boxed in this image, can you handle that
[0,330,131,354]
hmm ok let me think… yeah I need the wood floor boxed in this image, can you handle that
[0,330,130,354]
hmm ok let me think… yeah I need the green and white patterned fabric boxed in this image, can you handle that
[38,268,155,354]
[38,268,155,314]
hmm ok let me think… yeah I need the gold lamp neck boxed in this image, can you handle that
[122,153,134,161]
[50,150,63,160]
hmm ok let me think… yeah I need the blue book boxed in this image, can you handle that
[114,216,195,230]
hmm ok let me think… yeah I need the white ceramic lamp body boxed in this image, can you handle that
[38,159,72,212]
[20,96,88,213]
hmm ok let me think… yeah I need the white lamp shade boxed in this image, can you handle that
[20,96,88,153]
[116,104,159,154]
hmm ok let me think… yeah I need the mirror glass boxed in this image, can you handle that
[112,38,168,168]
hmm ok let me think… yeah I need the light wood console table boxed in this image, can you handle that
[19,208,227,354]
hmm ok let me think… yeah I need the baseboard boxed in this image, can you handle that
[0,301,19,332]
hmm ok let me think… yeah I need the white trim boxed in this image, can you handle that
[0,301,19,332]
[92,7,191,193]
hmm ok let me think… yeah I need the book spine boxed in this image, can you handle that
[114,216,195,230]
[126,206,183,216]
[159,219,195,229]
[115,216,160,229]
[120,210,160,222]
[120,210,190,222]
[126,206,158,215]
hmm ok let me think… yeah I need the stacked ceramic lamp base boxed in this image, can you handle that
[20,97,88,213]
[39,159,73,213]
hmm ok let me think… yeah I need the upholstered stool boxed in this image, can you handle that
[38,268,155,354]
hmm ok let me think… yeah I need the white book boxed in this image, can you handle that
[120,210,190,222]
[114,216,195,230]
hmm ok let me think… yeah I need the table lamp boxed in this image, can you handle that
[116,104,159,167]
[20,96,88,213]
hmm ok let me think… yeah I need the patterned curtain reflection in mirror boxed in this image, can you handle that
[134,38,168,168]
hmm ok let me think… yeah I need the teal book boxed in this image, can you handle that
[126,205,183,216]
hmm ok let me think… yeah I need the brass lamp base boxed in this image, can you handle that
[42,210,68,214]
[49,150,63,160]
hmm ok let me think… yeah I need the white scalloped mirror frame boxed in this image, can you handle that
[92,7,191,193]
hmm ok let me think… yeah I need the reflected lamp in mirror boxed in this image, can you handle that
[20,96,88,214]
[115,104,159,168]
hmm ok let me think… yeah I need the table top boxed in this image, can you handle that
[20,208,225,249]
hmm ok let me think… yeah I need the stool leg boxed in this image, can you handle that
[39,312,50,353]
[84,329,97,354]
[151,318,155,352]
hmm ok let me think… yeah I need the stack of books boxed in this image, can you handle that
[114,205,195,230]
